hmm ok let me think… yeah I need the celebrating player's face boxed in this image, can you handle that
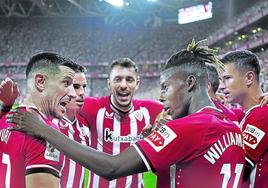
[66,72,87,111]
[160,71,188,119]
[44,65,76,118]
[219,63,247,104]
[108,65,140,109]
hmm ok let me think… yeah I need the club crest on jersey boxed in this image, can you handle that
[133,110,144,121]
[145,125,177,152]
[45,141,60,162]
[59,120,69,129]
[242,124,265,149]
[105,111,114,119]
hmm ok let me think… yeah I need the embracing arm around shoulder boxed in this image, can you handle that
[8,109,148,180]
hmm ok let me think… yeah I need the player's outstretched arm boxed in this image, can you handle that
[7,109,147,180]
[0,78,19,117]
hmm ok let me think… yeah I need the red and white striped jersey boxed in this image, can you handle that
[0,106,63,188]
[78,96,163,188]
[52,116,90,188]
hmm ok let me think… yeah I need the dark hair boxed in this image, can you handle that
[26,52,83,78]
[205,63,220,93]
[163,39,223,88]
[108,58,139,75]
[73,64,87,73]
[221,50,260,82]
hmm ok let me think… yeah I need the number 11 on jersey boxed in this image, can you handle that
[220,163,244,188]
[1,153,11,188]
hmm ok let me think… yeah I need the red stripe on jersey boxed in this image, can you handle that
[53,117,89,188]
[79,96,163,188]
[0,106,63,188]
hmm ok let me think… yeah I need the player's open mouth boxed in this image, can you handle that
[223,92,231,98]
[59,100,68,113]
[76,99,84,105]
[117,92,130,100]
[118,92,130,97]
[164,107,170,112]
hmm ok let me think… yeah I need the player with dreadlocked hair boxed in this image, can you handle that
[9,40,245,188]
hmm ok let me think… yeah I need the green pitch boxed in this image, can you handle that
[144,171,157,188]
[84,170,156,188]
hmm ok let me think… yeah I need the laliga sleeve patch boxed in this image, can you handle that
[144,125,177,152]
[242,124,265,149]
[44,141,60,162]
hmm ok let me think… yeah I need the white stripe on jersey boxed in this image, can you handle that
[93,107,105,188]
[129,112,138,143]
[170,164,176,188]
[75,121,86,188]
[92,107,150,188]
[76,121,87,146]
[54,118,87,188]
[140,107,150,129]
[110,115,121,187]
[125,176,132,188]
[112,115,121,155]
[66,124,75,188]
[249,165,257,188]
[79,167,85,188]
[138,173,143,188]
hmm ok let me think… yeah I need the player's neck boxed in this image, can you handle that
[189,91,215,114]
[242,86,263,111]
[22,93,55,119]
[110,95,133,113]
[65,108,76,122]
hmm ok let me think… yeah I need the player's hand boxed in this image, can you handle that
[0,78,20,107]
[259,92,268,107]
[215,92,227,105]
[6,107,45,138]
[142,110,172,137]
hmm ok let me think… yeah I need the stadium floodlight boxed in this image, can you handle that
[104,0,124,7]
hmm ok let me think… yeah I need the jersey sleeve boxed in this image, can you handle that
[242,112,268,166]
[23,136,62,178]
[134,120,202,172]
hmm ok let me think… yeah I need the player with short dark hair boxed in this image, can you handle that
[77,57,163,187]
[52,65,90,188]
[205,63,242,124]
[9,40,245,188]
[0,52,80,188]
[220,50,268,188]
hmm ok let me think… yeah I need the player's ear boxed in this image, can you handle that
[207,81,212,93]
[135,76,140,91]
[35,73,47,92]
[185,75,196,92]
[244,71,255,88]
[107,78,111,90]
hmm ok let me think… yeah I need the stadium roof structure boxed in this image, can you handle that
[0,0,205,17]
[0,0,264,27]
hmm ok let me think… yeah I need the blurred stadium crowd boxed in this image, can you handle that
[0,0,267,100]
